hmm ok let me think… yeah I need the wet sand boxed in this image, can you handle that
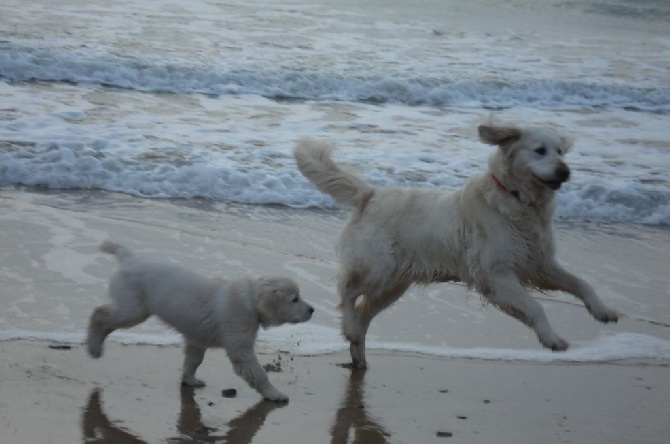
[2,340,669,444]
[1,188,669,443]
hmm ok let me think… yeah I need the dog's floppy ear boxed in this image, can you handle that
[255,277,291,328]
[478,124,522,148]
[256,292,280,328]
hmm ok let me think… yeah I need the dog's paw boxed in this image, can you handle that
[592,306,619,324]
[550,339,569,352]
[539,334,569,352]
[181,376,206,387]
[262,389,289,403]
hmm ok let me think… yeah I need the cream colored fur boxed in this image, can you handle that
[87,241,314,401]
[294,123,618,369]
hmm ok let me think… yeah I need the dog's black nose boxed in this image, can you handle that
[556,163,570,182]
[308,306,315,313]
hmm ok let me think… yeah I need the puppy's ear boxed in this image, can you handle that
[478,124,522,148]
[257,294,279,329]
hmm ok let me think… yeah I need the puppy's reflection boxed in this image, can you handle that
[82,389,144,444]
[330,369,391,444]
[82,387,285,443]
[221,393,285,443]
[173,386,226,443]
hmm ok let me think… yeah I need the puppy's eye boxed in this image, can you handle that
[291,296,299,303]
[557,148,563,155]
[534,146,546,155]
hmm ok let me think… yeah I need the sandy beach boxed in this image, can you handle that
[2,341,668,444]
[1,189,669,443]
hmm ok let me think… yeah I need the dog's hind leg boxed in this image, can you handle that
[338,271,375,369]
[182,343,207,387]
[484,273,569,351]
[87,306,115,358]
[87,305,150,358]
[338,272,365,344]
[341,280,410,369]
[86,304,149,358]
[540,262,618,323]
[339,292,367,369]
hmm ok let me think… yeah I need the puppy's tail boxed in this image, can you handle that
[99,241,134,263]
[294,139,374,208]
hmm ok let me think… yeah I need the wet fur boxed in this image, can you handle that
[294,123,618,369]
[87,241,314,401]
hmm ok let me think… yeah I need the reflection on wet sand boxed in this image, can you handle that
[330,370,391,444]
[220,394,285,443]
[169,386,226,443]
[81,389,144,444]
[82,387,285,443]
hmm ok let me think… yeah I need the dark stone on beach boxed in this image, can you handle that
[221,388,237,398]
[439,389,449,393]
[483,399,491,404]
[457,416,467,420]
[48,344,71,350]
[436,431,453,437]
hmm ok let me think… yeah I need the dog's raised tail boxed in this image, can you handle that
[99,241,134,262]
[294,139,374,208]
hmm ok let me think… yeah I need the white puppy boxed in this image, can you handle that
[294,123,618,369]
[87,241,314,401]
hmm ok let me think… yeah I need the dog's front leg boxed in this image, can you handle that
[541,262,619,323]
[485,272,569,351]
[227,349,288,402]
[182,343,207,387]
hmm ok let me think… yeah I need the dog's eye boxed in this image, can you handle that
[534,146,546,155]
[557,148,563,155]
[291,296,299,303]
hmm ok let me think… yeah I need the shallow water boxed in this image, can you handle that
[1,189,669,362]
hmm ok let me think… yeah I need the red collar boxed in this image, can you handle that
[491,174,520,200]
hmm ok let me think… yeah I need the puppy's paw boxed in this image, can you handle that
[87,339,103,358]
[181,376,206,387]
[87,346,101,358]
[262,388,289,403]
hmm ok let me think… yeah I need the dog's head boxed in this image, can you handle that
[479,124,572,191]
[256,277,314,328]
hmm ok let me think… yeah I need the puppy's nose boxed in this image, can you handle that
[556,163,570,182]
[308,306,315,314]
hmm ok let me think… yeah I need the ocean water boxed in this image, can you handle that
[1,0,669,361]
[2,0,669,225]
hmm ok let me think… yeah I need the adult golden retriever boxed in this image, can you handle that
[87,241,314,401]
[294,123,618,369]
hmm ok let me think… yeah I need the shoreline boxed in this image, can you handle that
[2,187,669,351]
[2,339,668,443]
